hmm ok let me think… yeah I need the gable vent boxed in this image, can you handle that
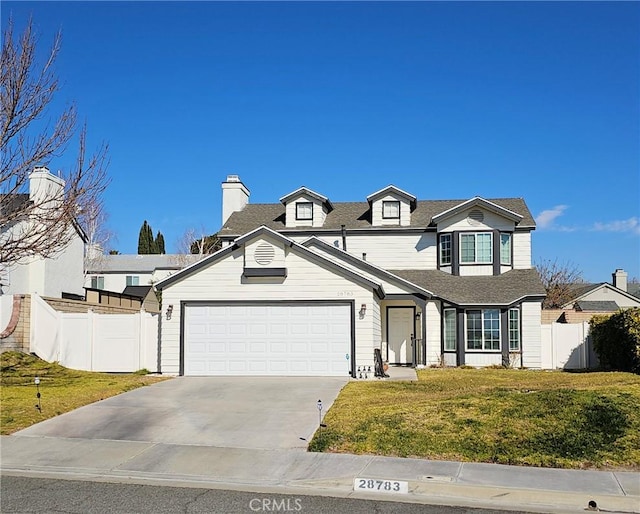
[254,243,275,265]
[467,209,484,226]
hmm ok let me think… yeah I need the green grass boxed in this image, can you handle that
[309,368,640,469]
[1,351,170,435]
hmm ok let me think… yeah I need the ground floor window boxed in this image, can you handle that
[466,309,500,351]
[509,308,520,351]
[443,308,456,350]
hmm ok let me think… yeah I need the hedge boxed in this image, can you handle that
[590,308,640,374]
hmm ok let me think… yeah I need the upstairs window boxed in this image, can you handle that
[500,233,512,265]
[91,276,104,290]
[126,275,139,286]
[382,200,400,219]
[439,234,452,265]
[460,232,492,264]
[295,202,313,220]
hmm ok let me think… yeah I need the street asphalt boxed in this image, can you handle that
[1,376,638,513]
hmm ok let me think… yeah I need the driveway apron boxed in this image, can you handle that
[14,377,349,450]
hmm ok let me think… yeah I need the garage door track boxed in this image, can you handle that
[15,376,348,450]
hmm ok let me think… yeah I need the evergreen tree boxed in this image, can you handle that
[155,231,165,254]
[147,222,156,253]
[138,221,151,254]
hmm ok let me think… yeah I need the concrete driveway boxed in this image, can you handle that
[15,377,348,450]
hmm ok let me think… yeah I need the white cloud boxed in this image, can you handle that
[592,217,640,235]
[535,205,568,229]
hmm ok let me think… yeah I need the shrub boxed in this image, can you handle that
[590,308,640,374]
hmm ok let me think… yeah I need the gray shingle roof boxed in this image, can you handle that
[575,300,620,312]
[389,268,546,305]
[0,194,30,217]
[86,254,203,273]
[122,285,154,298]
[219,198,536,237]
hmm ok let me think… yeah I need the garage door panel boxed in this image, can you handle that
[184,303,351,376]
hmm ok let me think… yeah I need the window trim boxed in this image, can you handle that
[466,309,501,351]
[460,232,493,264]
[439,233,452,265]
[382,200,401,220]
[295,202,313,221]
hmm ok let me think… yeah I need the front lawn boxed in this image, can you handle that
[1,351,170,435]
[309,368,640,469]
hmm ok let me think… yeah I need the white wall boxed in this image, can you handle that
[425,301,442,365]
[291,232,437,270]
[521,301,542,369]
[513,231,532,269]
[0,295,13,330]
[43,232,85,297]
[304,245,418,294]
[465,353,503,366]
[84,272,155,292]
[370,195,411,226]
[160,237,380,375]
[284,193,327,228]
[437,208,516,233]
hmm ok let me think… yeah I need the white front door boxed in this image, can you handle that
[387,307,414,365]
[184,303,351,376]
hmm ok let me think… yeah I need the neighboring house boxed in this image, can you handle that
[561,269,640,311]
[553,269,640,323]
[0,167,87,298]
[155,175,546,377]
[84,254,202,293]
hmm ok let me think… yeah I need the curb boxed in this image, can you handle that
[3,466,639,514]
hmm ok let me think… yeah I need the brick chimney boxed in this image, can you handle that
[221,175,250,226]
[612,269,628,292]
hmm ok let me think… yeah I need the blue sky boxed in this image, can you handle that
[4,1,639,282]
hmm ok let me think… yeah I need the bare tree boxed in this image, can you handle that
[173,228,220,267]
[1,16,109,265]
[535,258,585,309]
[79,196,114,278]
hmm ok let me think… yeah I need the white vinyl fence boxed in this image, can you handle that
[541,321,598,370]
[30,294,159,372]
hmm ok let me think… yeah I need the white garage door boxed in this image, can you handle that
[184,303,351,376]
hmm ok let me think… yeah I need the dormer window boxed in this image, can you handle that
[295,202,313,221]
[382,200,400,220]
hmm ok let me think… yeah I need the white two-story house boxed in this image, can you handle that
[0,167,86,299]
[156,175,545,377]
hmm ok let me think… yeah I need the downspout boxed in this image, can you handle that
[341,225,347,251]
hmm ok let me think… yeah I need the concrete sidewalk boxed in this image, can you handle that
[1,435,638,513]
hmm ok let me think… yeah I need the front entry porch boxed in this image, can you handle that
[381,298,428,368]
